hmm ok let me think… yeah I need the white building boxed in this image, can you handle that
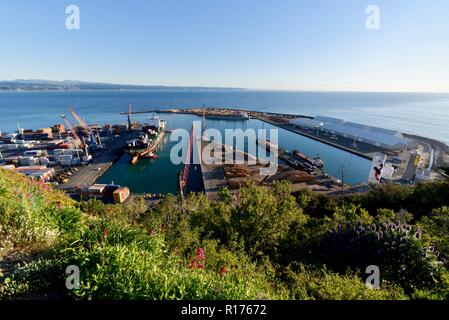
[289,116,412,150]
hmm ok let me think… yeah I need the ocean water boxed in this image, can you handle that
[1,90,448,193]
[0,90,448,144]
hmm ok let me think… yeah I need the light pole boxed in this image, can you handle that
[341,165,345,198]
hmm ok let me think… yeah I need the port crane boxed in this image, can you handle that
[61,114,84,149]
[69,107,100,145]
[127,103,132,130]
[69,107,90,135]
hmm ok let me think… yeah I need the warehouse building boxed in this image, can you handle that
[289,116,412,150]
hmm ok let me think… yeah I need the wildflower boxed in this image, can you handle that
[219,266,227,275]
[103,228,109,237]
[149,229,155,237]
[199,263,205,270]
[196,248,206,261]
[191,260,198,269]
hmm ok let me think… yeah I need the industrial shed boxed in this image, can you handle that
[289,116,412,150]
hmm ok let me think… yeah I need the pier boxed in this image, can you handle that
[195,137,343,201]
[197,140,230,200]
[59,131,134,190]
[255,116,374,160]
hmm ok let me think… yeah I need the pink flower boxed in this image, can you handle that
[191,260,198,269]
[196,248,206,261]
[199,263,205,270]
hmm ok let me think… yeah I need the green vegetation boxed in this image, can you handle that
[1,168,449,300]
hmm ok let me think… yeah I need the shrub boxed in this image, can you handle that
[232,181,307,256]
[284,264,407,300]
[66,236,284,300]
[313,220,445,293]
[418,207,449,266]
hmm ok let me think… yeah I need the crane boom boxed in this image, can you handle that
[61,115,83,148]
[69,107,90,133]
[68,107,100,145]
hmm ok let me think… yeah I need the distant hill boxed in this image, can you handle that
[0,79,246,91]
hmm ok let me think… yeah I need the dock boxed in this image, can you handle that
[200,162,227,201]
[59,131,135,190]
[255,116,375,160]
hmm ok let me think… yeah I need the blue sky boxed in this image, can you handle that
[1,0,448,92]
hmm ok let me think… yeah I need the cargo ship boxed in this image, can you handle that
[292,150,324,168]
[125,116,166,164]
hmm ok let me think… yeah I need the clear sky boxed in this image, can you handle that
[1,0,448,92]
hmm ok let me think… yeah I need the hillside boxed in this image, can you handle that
[0,80,245,91]
[1,168,449,300]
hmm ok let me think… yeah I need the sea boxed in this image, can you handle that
[1,90,448,193]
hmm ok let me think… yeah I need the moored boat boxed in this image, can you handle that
[292,150,324,168]
[125,117,166,164]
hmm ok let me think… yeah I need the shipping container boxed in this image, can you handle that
[113,187,130,204]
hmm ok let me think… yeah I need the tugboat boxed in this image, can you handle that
[141,152,157,159]
[125,116,166,164]
[292,150,324,168]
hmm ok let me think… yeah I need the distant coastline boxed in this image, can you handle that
[0,79,246,92]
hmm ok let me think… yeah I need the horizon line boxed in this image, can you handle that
[1,78,449,95]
